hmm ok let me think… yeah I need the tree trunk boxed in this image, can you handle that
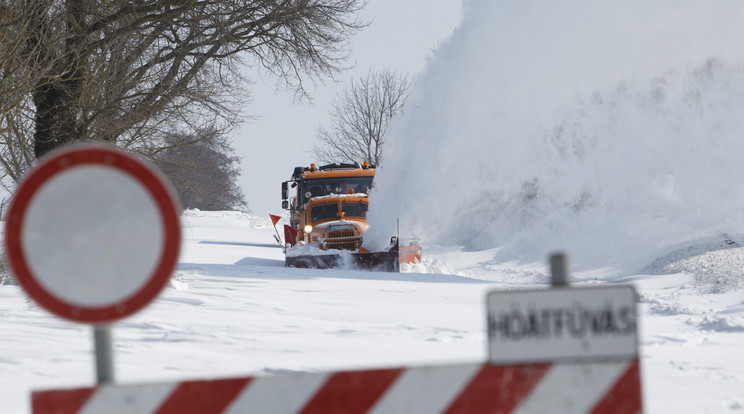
[32,82,73,159]
[31,0,87,159]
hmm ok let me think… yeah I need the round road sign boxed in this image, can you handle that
[4,145,181,324]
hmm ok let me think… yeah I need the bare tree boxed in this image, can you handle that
[153,128,248,212]
[0,99,34,192]
[0,0,367,186]
[312,69,409,166]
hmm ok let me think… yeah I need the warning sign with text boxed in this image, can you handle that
[487,286,638,364]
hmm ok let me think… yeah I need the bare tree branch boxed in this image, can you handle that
[0,0,367,188]
[312,68,409,166]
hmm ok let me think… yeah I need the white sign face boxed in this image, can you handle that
[487,286,638,364]
[22,166,163,306]
[5,145,181,324]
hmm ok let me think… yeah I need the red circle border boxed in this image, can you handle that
[4,145,181,324]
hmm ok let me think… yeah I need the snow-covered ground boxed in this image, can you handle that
[1,210,743,413]
[3,2,744,413]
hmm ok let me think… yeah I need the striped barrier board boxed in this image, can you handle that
[32,359,641,414]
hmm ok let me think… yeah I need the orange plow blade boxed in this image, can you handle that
[399,245,423,265]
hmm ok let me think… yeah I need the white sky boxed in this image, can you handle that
[232,0,463,216]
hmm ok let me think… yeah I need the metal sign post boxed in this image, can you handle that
[94,326,114,384]
[550,252,569,287]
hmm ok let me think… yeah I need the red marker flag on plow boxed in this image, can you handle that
[269,214,281,227]
[269,214,282,244]
[284,225,298,246]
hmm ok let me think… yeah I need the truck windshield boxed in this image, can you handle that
[311,203,368,222]
[301,176,373,204]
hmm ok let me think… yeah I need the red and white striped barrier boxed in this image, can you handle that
[33,359,641,414]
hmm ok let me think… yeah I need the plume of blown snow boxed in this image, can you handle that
[365,0,744,274]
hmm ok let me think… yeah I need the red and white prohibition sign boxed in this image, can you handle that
[4,145,181,324]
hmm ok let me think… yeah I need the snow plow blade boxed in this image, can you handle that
[286,242,401,272]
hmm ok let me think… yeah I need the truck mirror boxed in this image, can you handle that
[282,200,289,210]
[281,181,288,200]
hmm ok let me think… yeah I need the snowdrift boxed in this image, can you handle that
[365,0,744,275]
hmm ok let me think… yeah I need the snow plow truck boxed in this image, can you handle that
[281,162,421,271]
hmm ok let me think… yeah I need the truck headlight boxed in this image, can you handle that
[304,225,313,234]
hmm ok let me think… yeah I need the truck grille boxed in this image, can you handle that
[325,239,362,251]
[320,228,361,251]
[328,230,355,239]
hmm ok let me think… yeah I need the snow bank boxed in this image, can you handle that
[366,0,744,274]
[182,209,274,229]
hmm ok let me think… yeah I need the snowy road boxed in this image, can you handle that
[1,211,743,412]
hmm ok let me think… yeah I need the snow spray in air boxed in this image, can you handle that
[365,0,744,274]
